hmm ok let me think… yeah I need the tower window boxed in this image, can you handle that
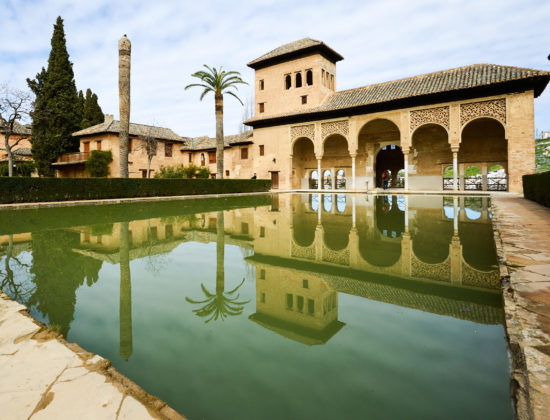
[259,102,265,113]
[301,95,307,105]
[165,142,172,157]
[259,79,264,90]
[259,145,264,156]
[321,69,325,86]
[331,74,334,89]
[241,147,248,159]
[306,70,313,86]
[285,74,291,90]
[295,72,302,88]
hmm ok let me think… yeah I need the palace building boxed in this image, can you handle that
[244,38,550,193]
[58,38,549,192]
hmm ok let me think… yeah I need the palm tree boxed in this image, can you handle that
[185,65,247,179]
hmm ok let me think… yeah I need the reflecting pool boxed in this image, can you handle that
[0,193,512,420]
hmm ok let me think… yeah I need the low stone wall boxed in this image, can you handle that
[0,291,185,420]
[491,195,550,420]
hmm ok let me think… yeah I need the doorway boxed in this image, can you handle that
[270,171,279,189]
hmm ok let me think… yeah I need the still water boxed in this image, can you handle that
[0,193,512,420]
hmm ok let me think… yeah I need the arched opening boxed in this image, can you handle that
[285,75,291,90]
[295,73,302,88]
[323,193,332,211]
[443,165,455,190]
[464,197,482,220]
[336,194,346,213]
[323,170,332,190]
[306,70,313,86]
[292,137,316,189]
[412,208,453,264]
[322,134,350,190]
[200,153,206,166]
[459,222,498,271]
[358,119,400,190]
[460,118,507,191]
[336,169,346,189]
[464,165,482,190]
[310,170,319,189]
[375,196,404,237]
[411,123,450,190]
[292,196,317,247]
[376,145,404,188]
[488,164,508,191]
[310,193,320,211]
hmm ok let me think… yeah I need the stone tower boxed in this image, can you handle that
[118,35,131,178]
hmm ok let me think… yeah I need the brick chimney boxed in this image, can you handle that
[105,114,114,124]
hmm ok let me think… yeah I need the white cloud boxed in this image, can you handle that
[2,0,549,136]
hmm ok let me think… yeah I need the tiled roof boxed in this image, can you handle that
[73,119,184,142]
[13,148,32,156]
[181,131,253,151]
[0,121,31,136]
[246,64,550,124]
[247,37,343,68]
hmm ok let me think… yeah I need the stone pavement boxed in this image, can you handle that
[0,292,185,420]
[491,195,550,420]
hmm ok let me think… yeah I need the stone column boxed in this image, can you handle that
[352,195,356,228]
[451,147,459,191]
[403,150,409,191]
[288,154,293,189]
[317,157,322,191]
[453,196,458,234]
[331,168,336,190]
[481,163,488,191]
[459,164,465,192]
[118,35,131,178]
[450,235,462,285]
[351,154,356,190]
[404,195,409,234]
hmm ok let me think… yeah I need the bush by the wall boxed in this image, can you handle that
[523,171,550,207]
[0,177,272,204]
[86,150,113,177]
[155,164,210,179]
[0,162,36,177]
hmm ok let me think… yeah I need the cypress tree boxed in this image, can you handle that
[27,16,81,176]
[77,90,84,127]
[27,68,51,176]
[82,88,104,129]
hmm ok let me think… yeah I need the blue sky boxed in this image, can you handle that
[2,0,549,137]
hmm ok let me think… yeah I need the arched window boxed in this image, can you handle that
[306,70,313,86]
[200,153,205,166]
[323,169,332,189]
[464,165,482,190]
[336,169,346,189]
[310,170,319,189]
[285,74,291,90]
[488,164,507,191]
[295,73,302,88]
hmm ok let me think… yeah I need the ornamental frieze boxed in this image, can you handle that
[460,98,506,127]
[321,120,349,139]
[410,106,449,133]
[290,124,315,141]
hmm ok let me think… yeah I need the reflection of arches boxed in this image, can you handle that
[358,235,401,267]
[459,223,497,271]
[292,206,317,248]
[412,209,453,263]
[310,193,320,211]
[323,193,332,211]
[336,194,346,213]
[322,213,352,251]
[375,196,404,237]
[376,145,404,188]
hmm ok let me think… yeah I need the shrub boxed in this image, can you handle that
[197,167,210,179]
[523,171,550,207]
[155,165,185,179]
[0,178,272,204]
[86,150,113,177]
[0,161,36,177]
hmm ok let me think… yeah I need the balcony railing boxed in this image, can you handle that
[57,152,90,163]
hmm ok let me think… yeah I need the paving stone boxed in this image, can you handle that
[118,396,157,420]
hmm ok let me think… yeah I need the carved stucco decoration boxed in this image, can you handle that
[322,245,350,266]
[460,98,506,127]
[321,120,349,140]
[290,124,315,141]
[410,106,450,133]
[291,240,316,260]
[411,253,451,282]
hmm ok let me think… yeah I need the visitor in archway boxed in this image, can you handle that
[382,171,388,190]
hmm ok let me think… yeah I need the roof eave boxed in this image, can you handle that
[247,45,344,70]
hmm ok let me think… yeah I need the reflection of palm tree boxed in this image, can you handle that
[186,211,249,322]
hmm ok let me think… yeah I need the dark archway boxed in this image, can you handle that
[376,145,404,188]
[292,137,316,189]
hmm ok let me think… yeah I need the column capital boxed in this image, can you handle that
[402,148,410,155]
[316,155,323,161]
[451,146,459,153]
[350,153,357,158]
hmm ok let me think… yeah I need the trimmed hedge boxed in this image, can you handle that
[0,177,272,204]
[523,171,550,207]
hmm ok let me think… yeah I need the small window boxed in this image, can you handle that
[259,103,265,113]
[285,74,291,90]
[200,153,205,166]
[259,145,264,156]
[149,226,158,241]
[208,151,216,163]
[83,142,90,152]
[330,74,334,89]
[241,148,248,160]
[165,142,173,157]
[241,222,249,235]
[96,140,102,150]
[295,72,302,88]
[225,170,230,176]
[306,70,313,86]
[261,292,266,303]
[321,69,325,86]
[286,293,293,309]
[297,296,304,312]
[260,269,265,280]
[260,226,265,237]
[259,79,264,90]
[301,95,307,105]
[307,298,315,315]
[188,152,192,163]
[302,279,309,289]
[165,224,173,238]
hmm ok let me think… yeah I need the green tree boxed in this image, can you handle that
[27,68,49,175]
[185,65,247,179]
[86,150,113,177]
[82,88,104,129]
[27,16,81,176]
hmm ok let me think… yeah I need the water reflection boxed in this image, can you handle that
[0,194,500,346]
